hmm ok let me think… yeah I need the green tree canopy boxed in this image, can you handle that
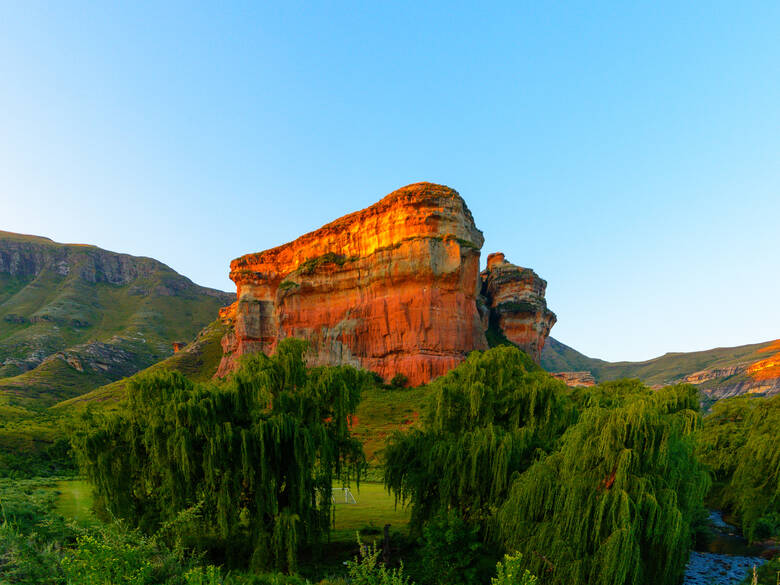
[385,347,708,585]
[384,345,574,532]
[72,339,368,571]
[698,393,780,541]
[497,381,709,585]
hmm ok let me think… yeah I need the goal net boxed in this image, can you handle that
[331,487,357,504]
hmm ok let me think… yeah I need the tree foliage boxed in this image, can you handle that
[497,381,709,585]
[420,510,484,585]
[698,393,780,541]
[72,339,368,571]
[384,346,574,531]
[385,346,709,585]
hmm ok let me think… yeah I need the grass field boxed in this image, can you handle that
[47,477,412,579]
[54,478,95,526]
[331,482,410,541]
[48,478,409,539]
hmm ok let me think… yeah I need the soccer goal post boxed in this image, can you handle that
[331,487,357,504]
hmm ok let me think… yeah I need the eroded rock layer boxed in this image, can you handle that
[480,253,557,363]
[217,183,555,385]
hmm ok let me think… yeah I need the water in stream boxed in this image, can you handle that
[683,511,767,585]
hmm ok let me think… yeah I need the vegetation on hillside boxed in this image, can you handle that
[542,336,777,390]
[57,319,229,408]
[0,320,229,480]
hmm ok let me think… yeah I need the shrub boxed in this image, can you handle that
[345,536,412,585]
[0,522,65,585]
[420,510,482,585]
[61,532,155,585]
[491,553,538,585]
[389,374,408,389]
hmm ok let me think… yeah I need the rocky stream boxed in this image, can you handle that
[683,511,770,585]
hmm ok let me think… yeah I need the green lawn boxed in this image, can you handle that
[49,478,409,540]
[47,477,410,580]
[54,478,95,526]
[331,481,410,541]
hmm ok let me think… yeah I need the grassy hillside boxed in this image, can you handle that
[0,231,233,407]
[57,319,229,409]
[542,336,779,398]
[58,322,431,467]
[1,320,231,477]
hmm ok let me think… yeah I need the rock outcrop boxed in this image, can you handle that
[550,371,596,387]
[217,183,556,385]
[748,340,780,382]
[480,252,557,363]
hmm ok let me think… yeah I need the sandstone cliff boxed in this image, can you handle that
[550,371,596,387]
[217,183,556,385]
[480,252,557,363]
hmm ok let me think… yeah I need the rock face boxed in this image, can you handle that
[550,371,596,387]
[480,252,557,363]
[217,183,556,385]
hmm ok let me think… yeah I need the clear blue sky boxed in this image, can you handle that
[1,2,778,362]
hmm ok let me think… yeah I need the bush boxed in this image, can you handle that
[389,374,408,389]
[60,524,210,585]
[0,522,65,585]
[420,511,482,585]
[753,514,780,541]
[0,477,75,583]
[491,553,538,585]
[61,532,155,585]
[345,536,413,585]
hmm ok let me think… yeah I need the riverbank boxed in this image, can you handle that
[684,511,770,585]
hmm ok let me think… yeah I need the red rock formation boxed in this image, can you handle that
[480,254,557,363]
[684,366,746,384]
[216,183,555,385]
[748,339,780,382]
[550,371,596,387]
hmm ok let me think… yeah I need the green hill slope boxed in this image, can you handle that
[57,319,229,409]
[56,318,431,466]
[0,231,233,407]
[542,337,780,399]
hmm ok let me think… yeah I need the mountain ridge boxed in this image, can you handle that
[0,230,234,407]
[542,336,780,398]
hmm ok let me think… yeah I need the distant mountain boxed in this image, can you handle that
[542,337,780,399]
[0,231,233,407]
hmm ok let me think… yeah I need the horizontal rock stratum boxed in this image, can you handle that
[217,183,556,385]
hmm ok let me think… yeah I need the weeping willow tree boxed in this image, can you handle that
[698,393,780,541]
[384,345,575,532]
[71,339,367,571]
[497,381,709,585]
